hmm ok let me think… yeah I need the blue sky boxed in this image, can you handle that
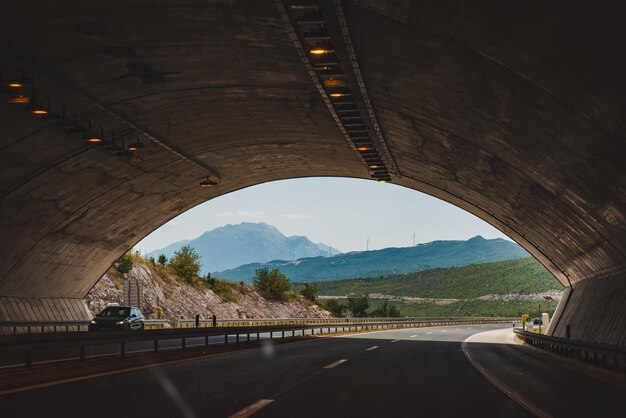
[135,177,511,254]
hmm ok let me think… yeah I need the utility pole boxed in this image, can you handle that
[366,236,370,251]
[412,232,416,247]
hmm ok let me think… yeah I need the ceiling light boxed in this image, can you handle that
[369,165,380,169]
[7,74,32,89]
[200,178,218,187]
[7,94,29,104]
[127,136,145,151]
[324,78,345,88]
[82,123,103,143]
[357,146,369,151]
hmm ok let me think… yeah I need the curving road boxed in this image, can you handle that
[1,324,533,417]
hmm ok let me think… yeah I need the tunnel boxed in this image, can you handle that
[0,0,625,347]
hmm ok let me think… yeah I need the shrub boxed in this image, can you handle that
[347,294,369,317]
[323,299,346,317]
[115,252,134,274]
[169,245,201,283]
[370,300,401,317]
[300,283,319,302]
[157,254,167,266]
[253,267,290,301]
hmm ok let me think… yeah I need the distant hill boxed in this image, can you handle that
[294,257,562,298]
[147,222,341,274]
[215,235,529,283]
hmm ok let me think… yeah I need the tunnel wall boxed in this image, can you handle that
[0,297,92,335]
[550,270,626,347]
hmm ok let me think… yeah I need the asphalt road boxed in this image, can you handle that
[0,324,532,417]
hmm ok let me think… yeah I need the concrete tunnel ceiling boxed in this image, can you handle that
[0,0,625,299]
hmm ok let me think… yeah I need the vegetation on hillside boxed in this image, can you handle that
[252,267,292,301]
[368,298,559,318]
[216,235,529,283]
[293,258,561,298]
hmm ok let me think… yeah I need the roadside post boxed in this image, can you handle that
[195,314,200,328]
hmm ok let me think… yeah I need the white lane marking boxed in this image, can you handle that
[365,345,379,351]
[324,359,348,369]
[229,399,274,418]
[440,330,447,333]
[426,332,433,335]
[410,335,418,338]
[390,339,400,343]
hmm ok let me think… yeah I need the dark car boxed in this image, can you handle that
[532,317,543,326]
[89,306,145,331]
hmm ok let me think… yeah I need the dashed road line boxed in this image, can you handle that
[324,359,348,369]
[365,346,379,351]
[410,335,418,338]
[229,399,274,418]
[390,339,400,343]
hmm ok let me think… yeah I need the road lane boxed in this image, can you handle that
[1,324,532,418]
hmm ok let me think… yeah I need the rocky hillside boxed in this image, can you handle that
[86,262,330,321]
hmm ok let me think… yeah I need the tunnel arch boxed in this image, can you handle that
[1,0,625,345]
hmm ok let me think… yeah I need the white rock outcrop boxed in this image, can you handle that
[86,262,330,320]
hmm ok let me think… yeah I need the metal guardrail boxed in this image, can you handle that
[1,318,515,369]
[514,329,626,370]
[1,316,517,334]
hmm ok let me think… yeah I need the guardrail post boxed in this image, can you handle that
[182,337,186,349]
[154,340,159,353]
[236,334,239,344]
[225,334,228,344]
[205,335,209,346]
[247,333,250,343]
[282,330,285,338]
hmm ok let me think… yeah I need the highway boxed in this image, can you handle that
[1,324,622,417]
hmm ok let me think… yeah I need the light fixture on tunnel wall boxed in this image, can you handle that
[82,121,103,143]
[6,71,32,89]
[199,177,218,187]
[23,91,48,115]
[309,41,334,55]
[127,136,145,151]
[8,94,30,104]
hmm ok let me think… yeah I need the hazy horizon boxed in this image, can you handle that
[135,177,512,255]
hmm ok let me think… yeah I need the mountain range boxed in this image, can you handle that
[147,222,341,274]
[215,235,529,283]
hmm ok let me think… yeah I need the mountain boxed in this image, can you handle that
[147,222,341,274]
[214,235,529,283]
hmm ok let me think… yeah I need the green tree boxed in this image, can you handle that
[157,254,167,266]
[252,267,290,301]
[323,299,346,317]
[370,300,401,317]
[300,283,319,302]
[169,245,201,282]
[347,294,369,317]
[115,252,134,274]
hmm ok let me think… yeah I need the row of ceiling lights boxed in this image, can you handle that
[290,3,391,183]
[3,72,220,187]
[2,72,147,161]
